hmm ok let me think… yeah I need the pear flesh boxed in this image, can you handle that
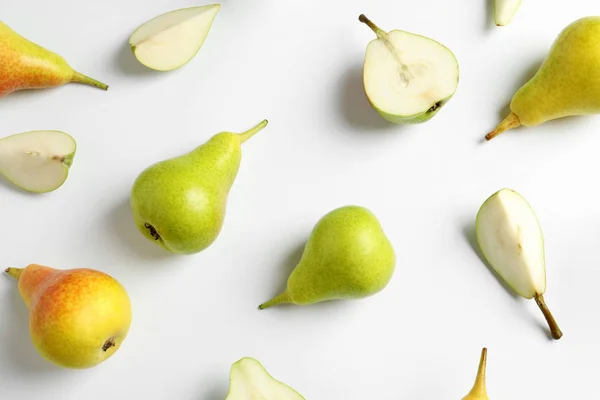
[259,205,396,309]
[495,0,522,26]
[462,348,489,400]
[130,120,267,255]
[0,130,76,193]
[359,14,459,124]
[486,17,600,140]
[129,5,220,71]
[476,188,562,340]
[225,357,305,400]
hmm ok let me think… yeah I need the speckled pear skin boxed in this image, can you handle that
[5,264,132,369]
[0,21,107,97]
[259,206,396,308]
[511,16,600,126]
[130,120,267,255]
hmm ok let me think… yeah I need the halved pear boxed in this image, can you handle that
[462,348,489,400]
[0,130,76,193]
[495,0,522,26]
[476,188,563,340]
[225,357,305,400]
[129,5,220,71]
[358,14,459,124]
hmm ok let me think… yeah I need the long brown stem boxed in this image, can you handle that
[485,112,521,141]
[535,293,563,340]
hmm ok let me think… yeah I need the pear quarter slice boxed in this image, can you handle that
[495,0,522,26]
[225,358,305,400]
[129,4,220,71]
[476,188,563,340]
[359,15,459,124]
[0,130,76,193]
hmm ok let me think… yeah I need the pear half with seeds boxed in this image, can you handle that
[495,0,522,27]
[0,130,76,193]
[129,4,220,71]
[358,14,459,124]
[476,188,562,340]
[462,348,489,400]
[225,357,305,400]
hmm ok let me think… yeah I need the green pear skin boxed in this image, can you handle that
[130,120,268,255]
[259,205,396,309]
[0,21,108,97]
[487,16,600,140]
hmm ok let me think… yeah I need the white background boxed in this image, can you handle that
[1,0,599,398]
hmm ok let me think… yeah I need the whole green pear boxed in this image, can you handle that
[130,120,268,255]
[486,16,600,140]
[259,205,396,309]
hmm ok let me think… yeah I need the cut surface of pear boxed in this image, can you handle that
[462,348,489,400]
[225,357,305,400]
[0,130,76,193]
[495,0,522,26]
[476,188,562,340]
[359,14,459,124]
[129,4,220,71]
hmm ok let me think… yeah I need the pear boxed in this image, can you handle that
[130,119,268,255]
[129,5,220,71]
[5,264,132,369]
[495,0,522,26]
[358,14,459,124]
[259,205,396,309]
[225,357,305,400]
[0,21,107,97]
[476,188,563,340]
[462,348,490,400]
[486,17,600,140]
[0,130,76,193]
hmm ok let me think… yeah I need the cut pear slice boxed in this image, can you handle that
[0,130,76,193]
[476,188,563,340]
[225,358,305,400]
[129,4,220,71]
[495,0,522,26]
[358,14,459,124]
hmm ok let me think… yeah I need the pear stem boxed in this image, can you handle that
[238,120,268,144]
[469,348,488,395]
[485,112,521,141]
[535,293,563,340]
[71,71,109,90]
[5,267,23,280]
[258,292,289,310]
[358,14,384,37]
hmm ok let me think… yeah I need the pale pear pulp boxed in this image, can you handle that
[225,357,305,400]
[130,5,220,71]
[0,130,76,193]
[360,15,459,124]
[476,188,546,299]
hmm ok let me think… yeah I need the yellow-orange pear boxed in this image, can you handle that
[0,21,108,97]
[5,264,132,369]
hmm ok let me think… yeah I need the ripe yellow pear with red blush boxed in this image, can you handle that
[0,21,108,97]
[5,264,132,369]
